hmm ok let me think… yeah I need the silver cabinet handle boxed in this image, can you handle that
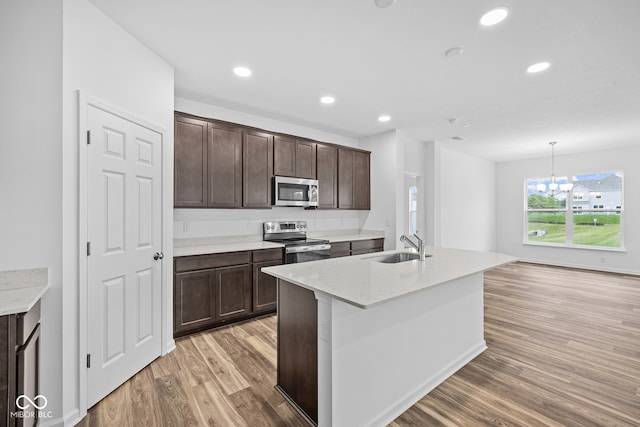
[154,252,164,261]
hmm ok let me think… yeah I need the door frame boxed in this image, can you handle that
[77,92,172,416]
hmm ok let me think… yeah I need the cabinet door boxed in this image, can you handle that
[243,130,274,208]
[253,260,281,313]
[16,324,39,427]
[174,270,216,336]
[215,265,252,322]
[316,143,337,209]
[337,147,354,209]
[353,151,371,210]
[273,135,296,177]
[174,116,207,207]
[295,139,316,179]
[208,121,242,208]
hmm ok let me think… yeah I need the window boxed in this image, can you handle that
[408,185,418,235]
[526,172,623,249]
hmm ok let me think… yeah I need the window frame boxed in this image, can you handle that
[524,171,625,251]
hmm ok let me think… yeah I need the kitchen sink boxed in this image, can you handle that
[366,252,431,263]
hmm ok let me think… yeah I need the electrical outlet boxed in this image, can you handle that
[183,222,190,233]
[385,219,391,227]
[600,257,606,264]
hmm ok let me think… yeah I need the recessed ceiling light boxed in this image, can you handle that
[233,66,252,77]
[527,62,550,73]
[378,115,391,122]
[480,7,509,26]
[444,47,463,58]
[320,96,335,104]
[375,0,396,8]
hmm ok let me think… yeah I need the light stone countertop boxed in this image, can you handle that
[173,230,385,257]
[308,229,385,243]
[0,267,48,316]
[174,240,284,257]
[262,246,516,309]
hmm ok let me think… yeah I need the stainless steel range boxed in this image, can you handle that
[263,221,331,264]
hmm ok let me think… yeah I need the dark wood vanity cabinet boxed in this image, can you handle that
[316,143,338,209]
[174,248,283,338]
[1,301,41,427]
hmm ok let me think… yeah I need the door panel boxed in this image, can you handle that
[87,105,162,407]
[215,265,251,321]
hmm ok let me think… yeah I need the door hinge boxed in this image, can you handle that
[87,130,91,145]
[86,241,91,256]
[86,354,91,368]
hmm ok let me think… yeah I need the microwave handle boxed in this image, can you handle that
[309,185,318,202]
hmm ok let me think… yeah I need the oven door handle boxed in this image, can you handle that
[286,244,331,254]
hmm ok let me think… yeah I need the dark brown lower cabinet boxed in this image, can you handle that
[215,265,251,322]
[252,260,280,313]
[1,301,41,427]
[329,238,385,257]
[174,248,283,338]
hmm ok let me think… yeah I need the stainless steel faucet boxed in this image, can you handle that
[400,234,426,260]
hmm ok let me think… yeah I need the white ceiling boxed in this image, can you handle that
[88,0,640,162]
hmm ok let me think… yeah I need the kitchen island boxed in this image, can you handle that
[262,246,516,427]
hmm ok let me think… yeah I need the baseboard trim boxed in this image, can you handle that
[517,258,639,276]
[367,341,487,427]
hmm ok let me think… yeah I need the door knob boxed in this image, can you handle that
[154,252,164,261]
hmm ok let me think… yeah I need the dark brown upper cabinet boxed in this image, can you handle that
[353,150,371,210]
[208,121,242,208]
[316,143,338,209]
[338,147,371,210]
[274,136,316,179]
[174,115,208,207]
[243,130,274,208]
[174,115,242,208]
[338,147,354,209]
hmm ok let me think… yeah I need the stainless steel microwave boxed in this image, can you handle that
[273,176,319,207]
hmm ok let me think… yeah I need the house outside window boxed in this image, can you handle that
[526,172,623,249]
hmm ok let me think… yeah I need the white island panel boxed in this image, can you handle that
[317,272,485,427]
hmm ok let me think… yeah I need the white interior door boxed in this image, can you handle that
[86,104,162,407]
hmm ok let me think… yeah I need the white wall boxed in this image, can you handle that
[62,0,174,424]
[0,0,63,422]
[400,133,427,240]
[496,144,640,274]
[439,148,496,252]
[175,97,359,148]
[360,130,397,250]
[173,97,370,240]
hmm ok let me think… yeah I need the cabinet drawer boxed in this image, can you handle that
[351,239,384,252]
[252,248,283,263]
[329,241,351,254]
[17,300,40,346]
[175,252,251,272]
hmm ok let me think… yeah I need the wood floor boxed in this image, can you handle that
[79,262,640,426]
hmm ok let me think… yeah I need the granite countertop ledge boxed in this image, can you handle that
[0,267,48,316]
[174,238,284,257]
[173,230,385,257]
[308,229,385,243]
[262,246,516,309]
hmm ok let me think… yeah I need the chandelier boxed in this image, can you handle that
[537,141,573,196]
